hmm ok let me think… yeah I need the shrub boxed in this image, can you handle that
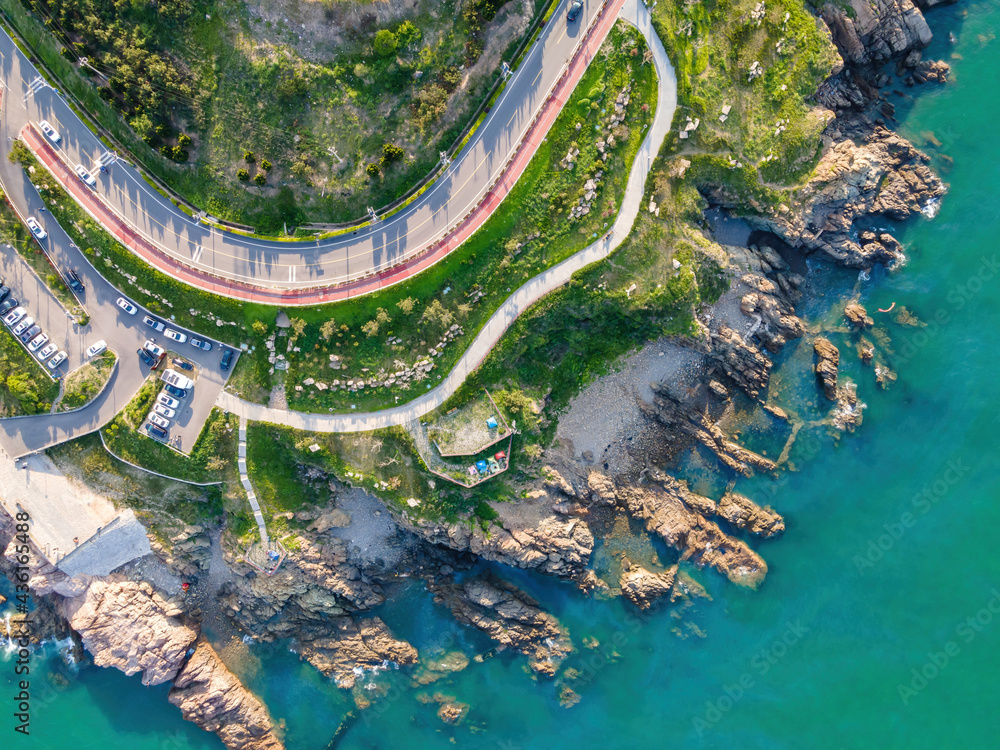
[261,159,272,171]
[320,319,337,341]
[237,168,250,181]
[381,143,405,163]
[251,320,268,335]
[375,307,391,324]
[366,163,381,178]
[396,20,422,47]
[361,319,380,337]
[172,146,189,161]
[374,29,398,57]
[178,133,192,147]
[244,150,256,163]
[253,172,266,186]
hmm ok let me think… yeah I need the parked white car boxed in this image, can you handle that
[39,119,61,144]
[156,393,181,410]
[27,333,48,352]
[12,317,34,336]
[26,217,46,240]
[116,297,138,315]
[75,164,96,187]
[148,413,170,429]
[86,340,107,358]
[47,351,67,369]
[164,328,187,343]
[37,342,58,360]
[161,369,194,390]
[3,306,26,327]
[153,404,176,419]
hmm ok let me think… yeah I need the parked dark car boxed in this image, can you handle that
[145,422,168,440]
[220,348,234,371]
[0,285,10,303]
[65,269,84,293]
[567,0,583,21]
[190,338,212,351]
[163,383,187,399]
[138,348,156,367]
[19,324,41,343]
[0,297,17,315]
[172,358,194,371]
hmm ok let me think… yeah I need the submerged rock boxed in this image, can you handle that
[168,636,284,750]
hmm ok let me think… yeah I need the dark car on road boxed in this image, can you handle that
[0,297,16,315]
[190,338,212,351]
[567,0,583,21]
[65,269,84,293]
[0,285,10,303]
[138,348,156,367]
[145,422,168,440]
[19,324,41,344]
[220,348,234,371]
[163,383,188,399]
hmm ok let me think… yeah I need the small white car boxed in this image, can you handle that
[148,413,170,429]
[164,328,187,343]
[116,297,138,315]
[153,404,176,419]
[26,217,46,240]
[3,306,26,327]
[75,164,96,187]
[86,340,107,358]
[47,350,67,369]
[156,393,181,410]
[27,332,48,352]
[37,342,58,360]
[12,316,34,336]
[39,120,61,144]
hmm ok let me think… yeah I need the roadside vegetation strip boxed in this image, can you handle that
[55,350,116,412]
[0,324,59,415]
[0,0,557,231]
[0,188,87,324]
[97,431,223,487]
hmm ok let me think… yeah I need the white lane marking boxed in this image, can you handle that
[191,245,204,263]
[288,266,296,283]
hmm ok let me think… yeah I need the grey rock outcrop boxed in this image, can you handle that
[429,576,572,676]
[822,0,931,65]
[296,616,418,688]
[814,337,841,400]
[169,636,284,750]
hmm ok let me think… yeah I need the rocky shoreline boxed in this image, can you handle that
[0,0,958,745]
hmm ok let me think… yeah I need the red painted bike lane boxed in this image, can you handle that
[23,0,626,307]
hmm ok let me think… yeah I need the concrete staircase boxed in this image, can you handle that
[238,416,268,545]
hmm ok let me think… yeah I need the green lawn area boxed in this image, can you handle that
[56,350,116,411]
[1,0,552,230]
[102,381,238,483]
[0,325,59,416]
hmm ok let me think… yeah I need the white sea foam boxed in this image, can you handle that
[921,197,941,219]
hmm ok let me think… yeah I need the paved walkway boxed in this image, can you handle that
[237,416,268,544]
[217,0,676,432]
[0,448,149,573]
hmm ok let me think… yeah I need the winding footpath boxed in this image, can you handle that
[217,0,677,432]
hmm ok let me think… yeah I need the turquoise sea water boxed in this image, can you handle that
[5,1,1000,746]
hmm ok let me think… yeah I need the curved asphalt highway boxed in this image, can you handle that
[218,0,677,433]
[0,0,623,302]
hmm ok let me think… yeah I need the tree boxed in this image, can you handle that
[362,319,380,337]
[251,320,268,335]
[396,297,416,314]
[289,317,307,341]
[373,29,398,57]
[253,172,266,186]
[206,456,228,472]
[237,168,250,181]
[366,163,381,178]
[130,112,156,143]
[376,307,392,324]
[320,319,337,341]
[421,299,453,330]
[178,133,192,147]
